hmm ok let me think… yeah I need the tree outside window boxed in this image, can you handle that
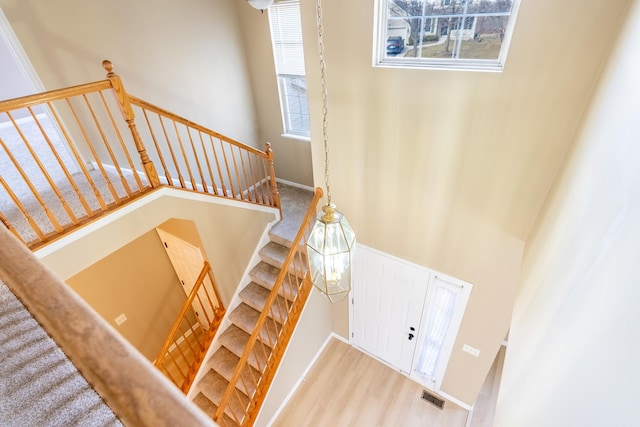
[377,0,518,71]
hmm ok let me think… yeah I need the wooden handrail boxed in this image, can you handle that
[127,93,280,210]
[214,188,323,426]
[0,226,216,426]
[154,261,225,393]
[0,81,112,112]
[128,96,268,157]
[0,60,280,250]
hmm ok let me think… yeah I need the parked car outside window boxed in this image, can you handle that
[386,36,404,54]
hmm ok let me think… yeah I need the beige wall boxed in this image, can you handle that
[37,188,276,326]
[495,1,640,424]
[0,0,257,145]
[66,229,184,361]
[291,0,630,406]
[238,4,314,186]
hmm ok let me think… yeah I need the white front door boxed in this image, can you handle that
[156,228,218,328]
[352,245,430,374]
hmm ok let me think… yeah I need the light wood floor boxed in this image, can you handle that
[272,338,470,427]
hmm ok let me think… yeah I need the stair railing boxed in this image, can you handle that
[127,95,281,213]
[0,77,155,249]
[213,188,323,426]
[154,261,225,393]
[0,60,281,250]
[0,225,216,426]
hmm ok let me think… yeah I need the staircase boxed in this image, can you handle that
[190,184,314,426]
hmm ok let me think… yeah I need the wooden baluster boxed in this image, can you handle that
[172,121,196,190]
[102,60,160,188]
[48,102,104,213]
[247,154,262,205]
[187,321,205,352]
[140,109,172,185]
[249,152,263,204]
[220,141,236,199]
[209,135,228,197]
[172,332,192,379]
[238,149,253,202]
[166,350,188,383]
[229,146,243,200]
[266,143,282,216]
[161,363,181,389]
[98,91,145,192]
[64,98,119,207]
[186,128,207,193]
[194,293,213,325]
[159,116,185,188]
[200,284,217,323]
[206,268,224,312]
[6,112,79,225]
[0,171,46,244]
[0,204,26,244]
[28,107,94,218]
[198,132,218,195]
[82,94,133,197]
[0,135,64,233]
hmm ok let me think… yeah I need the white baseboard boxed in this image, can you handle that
[275,178,314,192]
[265,332,342,427]
[439,389,473,411]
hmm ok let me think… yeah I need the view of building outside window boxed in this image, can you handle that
[379,0,518,70]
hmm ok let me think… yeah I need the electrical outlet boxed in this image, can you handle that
[115,313,127,326]
[462,344,480,357]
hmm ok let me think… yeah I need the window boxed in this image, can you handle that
[413,274,472,390]
[375,0,520,71]
[268,0,310,139]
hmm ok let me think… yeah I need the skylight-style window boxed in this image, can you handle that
[374,0,521,71]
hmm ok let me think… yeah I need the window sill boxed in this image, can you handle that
[281,133,310,142]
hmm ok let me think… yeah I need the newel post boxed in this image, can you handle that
[265,143,282,217]
[102,60,161,188]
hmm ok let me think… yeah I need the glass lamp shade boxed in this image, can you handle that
[247,0,274,10]
[306,204,356,303]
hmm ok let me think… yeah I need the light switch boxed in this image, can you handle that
[115,313,127,326]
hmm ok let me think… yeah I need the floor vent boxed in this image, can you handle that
[421,390,445,410]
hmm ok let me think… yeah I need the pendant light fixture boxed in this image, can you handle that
[306,0,356,303]
[247,0,273,11]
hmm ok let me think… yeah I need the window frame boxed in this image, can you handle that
[268,0,311,140]
[373,0,522,72]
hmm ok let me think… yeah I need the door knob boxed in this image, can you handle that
[408,333,415,341]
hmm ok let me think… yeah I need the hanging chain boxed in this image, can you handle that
[316,0,331,205]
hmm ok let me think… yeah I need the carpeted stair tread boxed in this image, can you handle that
[210,346,260,397]
[0,281,122,426]
[193,392,237,426]
[218,325,269,371]
[249,262,299,301]
[198,370,249,423]
[239,282,289,324]
[229,303,282,348]
[269,184,314,249]
[259,241,308,277]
